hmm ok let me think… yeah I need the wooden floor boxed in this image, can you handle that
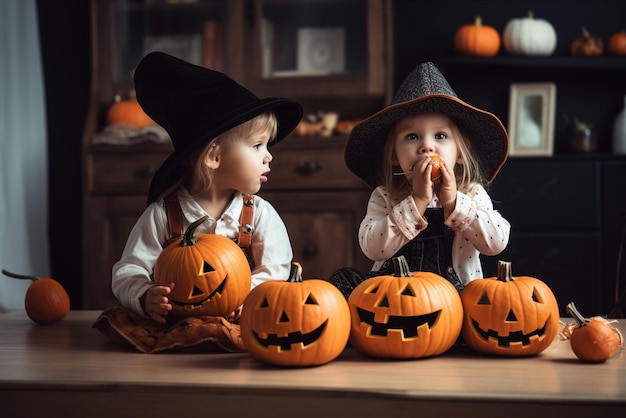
[0,310,624,418]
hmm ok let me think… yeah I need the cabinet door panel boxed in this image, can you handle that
[83,196,145,309]
[262,190,371,279]
[482,232,602,315]
[488,160,601,230]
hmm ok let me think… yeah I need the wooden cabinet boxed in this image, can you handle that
[82,144,171,308]
[260,137,372,279]
[82,0,392,308]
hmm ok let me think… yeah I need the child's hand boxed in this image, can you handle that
[410,158,435,208]
[434,159,457,215]
[228,304,243,322]
[141,283,175,324]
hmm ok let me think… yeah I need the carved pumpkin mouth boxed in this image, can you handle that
[170,276,227,310]
[252,320,327,350]
[470,317,549,346]
[356,307,440,338]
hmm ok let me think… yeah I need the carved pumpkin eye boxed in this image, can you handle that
[478,292,490,305]
[401,285,415,297]
[304,294,317,305]
[201,261,215,275]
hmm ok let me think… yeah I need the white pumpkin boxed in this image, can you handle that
[503,11,557,56]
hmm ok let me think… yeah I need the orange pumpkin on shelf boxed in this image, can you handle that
[106,91,155,127]
[571,27,604,56]
[2,269,70,325]
[153,216,252,318]
[608,30,626,55]
[454,16,501,57]
[240,262,350,367]
[461,260,560,357]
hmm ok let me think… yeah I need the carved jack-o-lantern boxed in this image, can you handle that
[348,256,463,359]
[153,216,251,318]
[240,263,350,367]
[461,260,559,356]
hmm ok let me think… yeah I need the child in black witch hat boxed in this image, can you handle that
[329,62,510,298]
[112,52,303,324]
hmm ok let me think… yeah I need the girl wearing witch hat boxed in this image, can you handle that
[112,52,303,324]
[329,62,510,298]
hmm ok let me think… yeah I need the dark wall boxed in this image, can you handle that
[37,0,91,308]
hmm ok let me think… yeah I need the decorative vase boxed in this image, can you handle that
[613,95,626,154]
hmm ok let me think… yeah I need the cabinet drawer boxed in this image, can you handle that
[87,152,169,194]
[264,148,366,190]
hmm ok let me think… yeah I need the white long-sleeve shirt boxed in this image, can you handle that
[359,184,510,284]
[112,187,293,316]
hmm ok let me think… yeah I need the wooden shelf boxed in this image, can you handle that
[436,56,626,70]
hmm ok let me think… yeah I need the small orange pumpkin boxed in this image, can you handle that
[348,256,463,359]
[153,216,252,318]
[240,262,350,367]
[106,91,155,127]
[566,302,623,363]
[571,27,604,56]
[454,16,501,57]
[608,30,626,56]
[429,155,443,182]
[2,269,70,325]
[461,260,560,356]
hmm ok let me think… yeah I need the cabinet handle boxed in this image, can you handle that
[295,161,321,176]
[134,165,156,178]
[302,242,319,259]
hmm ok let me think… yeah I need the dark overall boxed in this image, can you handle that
[328,208,465,299]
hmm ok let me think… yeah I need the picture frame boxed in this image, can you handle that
[508,82,556,157]
[296,27,345,75]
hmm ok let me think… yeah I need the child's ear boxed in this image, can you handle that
[205,143,221,169]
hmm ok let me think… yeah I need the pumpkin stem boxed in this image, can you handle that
[582,26,591,38]
[527,10,534,19]
[496,260,515,283]
[566,302,589,328]
[288,262,303,283]
[1,269,38,282]
[181,216,209,247]
[392,256,412,278]
[474,16,483,26]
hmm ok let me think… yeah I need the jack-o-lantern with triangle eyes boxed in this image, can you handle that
[460,260,559,356]
[240,263,350,367]
[153,216,251,318]
[348,256,463,359]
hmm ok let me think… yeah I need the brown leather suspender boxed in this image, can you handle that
[163,193,254,249]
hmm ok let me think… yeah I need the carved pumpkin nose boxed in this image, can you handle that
[505,310,517,322]
[279,311,289,323]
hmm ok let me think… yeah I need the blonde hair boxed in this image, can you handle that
[158,111,278,200]
[382,113,484,202]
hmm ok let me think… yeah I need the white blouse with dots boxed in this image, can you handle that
[359,184,510,284]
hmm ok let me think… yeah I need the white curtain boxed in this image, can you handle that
[0,0,50,310]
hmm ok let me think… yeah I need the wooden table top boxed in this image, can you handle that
[0,310,624,418]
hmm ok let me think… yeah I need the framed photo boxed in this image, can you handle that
[296,27,345,75]
[508,82,556,157]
